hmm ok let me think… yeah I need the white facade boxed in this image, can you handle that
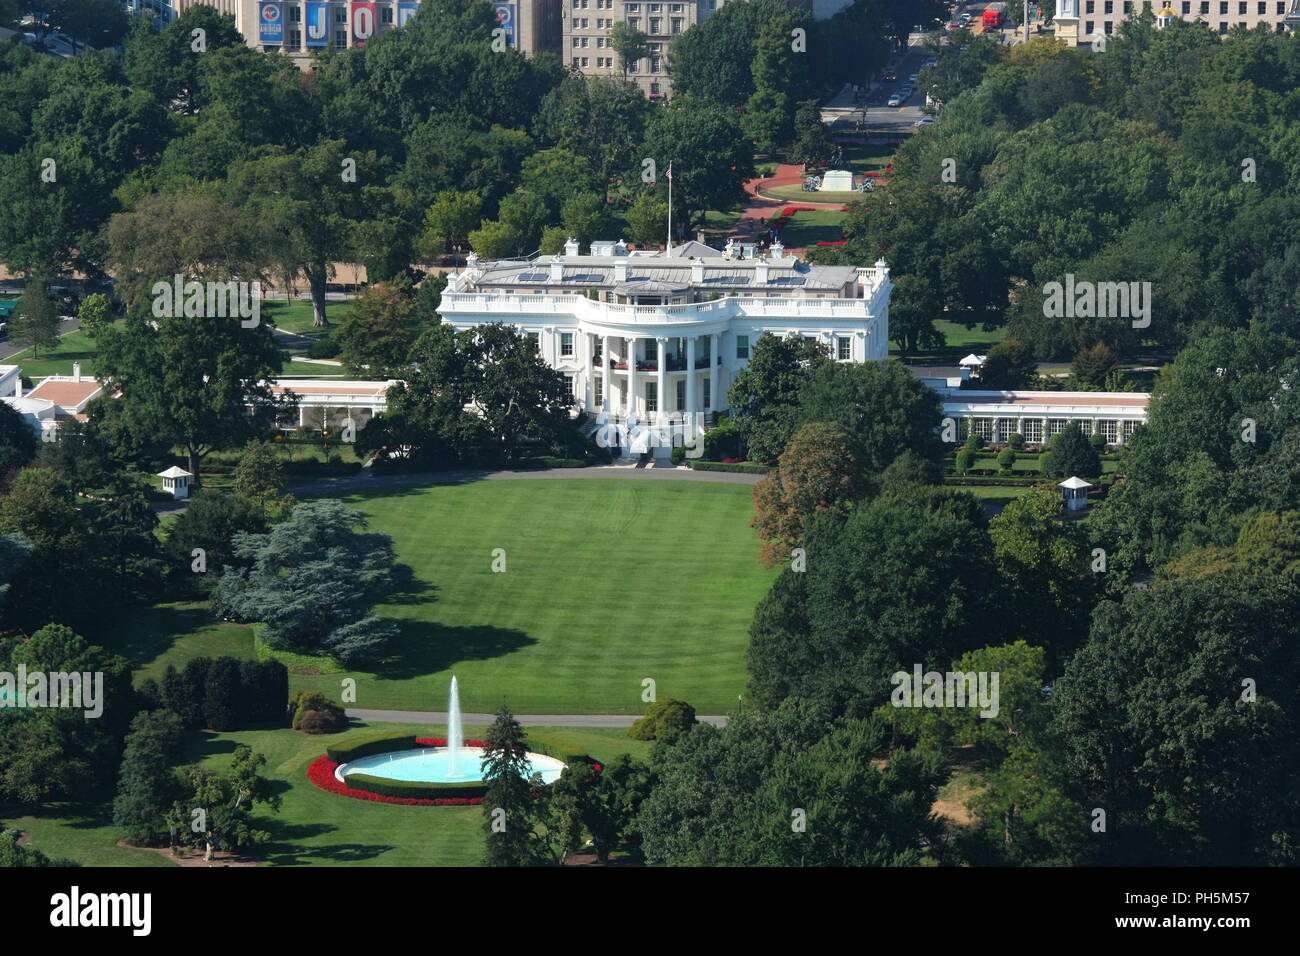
[938,388,1149,446]
[438,239,891,456]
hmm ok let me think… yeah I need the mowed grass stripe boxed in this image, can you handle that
[284,479,776,715]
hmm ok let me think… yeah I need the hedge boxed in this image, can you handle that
[688,461,773,474]
[342,774,491,800]
[326,734,418,764]
[515,457,587,469]
[944,475,1116,488]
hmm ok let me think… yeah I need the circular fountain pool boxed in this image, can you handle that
[335,747,566,786]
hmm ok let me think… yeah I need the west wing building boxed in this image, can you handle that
[438,238,892,455]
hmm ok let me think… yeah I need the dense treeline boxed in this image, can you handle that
[811,18,1300,361]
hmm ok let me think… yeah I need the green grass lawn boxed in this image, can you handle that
[278,359,346,377]
[774,208,846,249]
[108,479,775,715]
[262,299,352,339]
[701,208,745,243]
[4,326,100,378]
[760,184,866,204]
[842,144,895,174]
[111,601,255,685]
[8,721,655,867]
[290,479,775,714]
[893,318,1010,365]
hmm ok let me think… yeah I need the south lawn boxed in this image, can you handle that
[7,721,654,867]
[113,478,777,715]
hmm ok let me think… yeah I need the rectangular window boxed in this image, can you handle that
[1258,1,1265,11]
[581,17,588,27]
[837,336,850,360]
[288,5,301,20]
[650,81,660,94]
[1219,20,1228,31]
[646,381,658,413]
[973,418,993,441]
[1122,420,1140,442]
[1103,0,1112,12]
[334,29,347,47]
[736,335,749,359]
[1200,1,1209,12]
[650,2,661,10]
[1085,19,1094,32]
[382,6,393,23]
[1279,1,1286,12]
[1022,419,1044,444]
[1182,1,1190,11]
[650,16,660,31]
[561,333,574,357]
[671,16,682,32]
[335,7,347,22]
[676,379,686,411]
[629,17,639,28]
[994,418,1016,442]
[1239,1,1247,11]
[1085,0,1093,10]
[703,378,711,410]
[581,36,589,47]
[582,57,589,66]
[671,2,682,10]
[1219,0,1227,11]
[595,375,603,406]
[650,55,660,72]
[572,57,580,66]
[527,331,540,351]
[1105,20,1114,32]
[1048,418,1070,437]
[1123,0,1131,10]
[572,37,580,47]
[1100,420,1119,443]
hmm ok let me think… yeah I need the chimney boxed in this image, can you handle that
[614,260,628,282]
[550,255,564,283]
[755,261,770,285]
[564,237,580,257]
[770,241,784,261]
[697,231,705,243]
[691,261,705,283]
[13,375,20,399]
[72,362,81,383]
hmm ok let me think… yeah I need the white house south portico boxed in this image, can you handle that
[437,238,892,457]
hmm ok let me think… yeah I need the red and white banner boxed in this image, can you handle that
[351,1,376,44]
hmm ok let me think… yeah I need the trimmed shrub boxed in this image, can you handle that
[290,690,347,732]
[629,698,697,742]
[300,709,350,734]
[1039,452,1054,476]
[963,431,983,452]
[1089,431,1106,450]
[341,774,491,800]
[996,448,1015,474]
[955,449,974,475]
[307,336,342,359]
[670,445,687,465]
[325,734,418,763]
[1008,432,1025,451]
[688,460,772,474]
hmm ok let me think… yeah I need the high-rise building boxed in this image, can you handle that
[151,0,561,69]
[561,0,720,98]
[1053,0,1293,44]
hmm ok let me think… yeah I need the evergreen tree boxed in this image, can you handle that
[481,705,544,866]
[113,710,185,845]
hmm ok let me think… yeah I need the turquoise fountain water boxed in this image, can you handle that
[333,677,565,786]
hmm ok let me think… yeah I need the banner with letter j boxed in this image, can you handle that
[305,1,329,46]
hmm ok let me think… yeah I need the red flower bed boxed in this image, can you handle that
[307,738,493,806]
[816,240,846,246]
[721,457,744,463]
[780,206,817,217]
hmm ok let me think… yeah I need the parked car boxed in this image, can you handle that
[914,116,937,126]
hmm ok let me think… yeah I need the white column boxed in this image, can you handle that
[710,333,719,413]
[601,335,610,409]
[584,331,593,413]
[686,336,697,419]
[657,338,666,421]
[626,336,637,417]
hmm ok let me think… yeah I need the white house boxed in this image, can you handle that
[437,238,892,457]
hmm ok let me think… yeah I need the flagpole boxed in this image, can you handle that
[666,165,672,254]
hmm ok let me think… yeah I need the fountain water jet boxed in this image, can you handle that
[448,675,464,774]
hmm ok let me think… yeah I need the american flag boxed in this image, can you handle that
[666,165,672,181]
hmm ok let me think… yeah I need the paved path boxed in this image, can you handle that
[347,708,728,729]
[289,462,764,496]
[0,316,80,361]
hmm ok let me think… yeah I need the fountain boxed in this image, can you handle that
[447,675,463,774]
[331,677,566,787]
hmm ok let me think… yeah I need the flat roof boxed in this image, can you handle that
[941,389,1150,408]
[26,378,102,409]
